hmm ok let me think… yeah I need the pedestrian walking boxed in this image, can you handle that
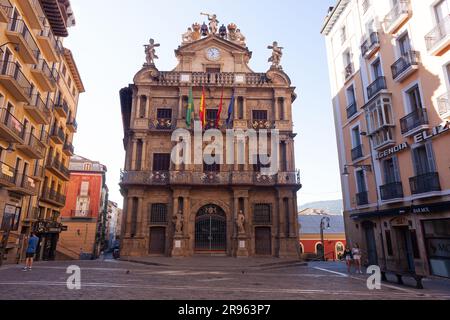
[342,246,353,273]
[22,232,39,272]
[352,243,363,274]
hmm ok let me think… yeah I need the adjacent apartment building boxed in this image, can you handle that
[120,16,302,258]
[322,0,450,278]
[59,155,108,259]
[0,0,84,264]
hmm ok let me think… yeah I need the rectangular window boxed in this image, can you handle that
[80,181,89,197]
[206,109,218,121]
[412,144,436,175]
[346,85,356,105]
[153,154,170,171]
[157,108,172,119]
[356,170,367,193]
[253,204,272,225]
[351,126,362,147]
[252,110,268,121]
[383,156,401,184]
[385,230,394,256]
[406,85,423,111]
[372,59,382,79]
[149,204,168,224]
[397,33,411,56]
[203,161,220,173]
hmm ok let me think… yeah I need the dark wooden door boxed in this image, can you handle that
[149,227,166,255]
[255,227,272,255]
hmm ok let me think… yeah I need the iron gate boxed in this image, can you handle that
[195,205,227,252]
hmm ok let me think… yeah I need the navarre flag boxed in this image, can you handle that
[186,87,194,128]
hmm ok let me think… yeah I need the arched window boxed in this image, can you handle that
[315,242,324,256]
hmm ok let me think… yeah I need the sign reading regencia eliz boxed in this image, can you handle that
[376,142,409,160]
[414,121,450,144]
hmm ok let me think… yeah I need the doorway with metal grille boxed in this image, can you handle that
[195,205,227,253]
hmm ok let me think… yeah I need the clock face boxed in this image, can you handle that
[206,47,221,61]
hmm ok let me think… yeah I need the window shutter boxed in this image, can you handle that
[412,148,423,175]
[425,142,437,173]
[392,155,401,182]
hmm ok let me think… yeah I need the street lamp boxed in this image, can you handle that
[320,216,331,261]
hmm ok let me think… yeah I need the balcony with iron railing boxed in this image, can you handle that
[0,160,16,188]
[41,187,66,207]
[63,142,75,156]
[356,191,369,206]
[384,0,411,34]
[71,210,93,219]
[380,182,404,201]
[0,0,12,23]
[152,118,173,131]
[351,144,364,161]
[0,60,33,103]
[367,76,387,100]
[410,172,441,195]
[17,131,46,159]
[157,71,271,87]
[0,107,24,143]
[361,32,380,59]
[250,119,274,130]
[37,23,59,62]
[54,100,69,118]
[425,15,450,56]
[5,18,40,64]
[400,108,429,136]
[66,117,78,132]
[391,51,420,82]
[24,94,52,125]
[16,0,45,29]
[31,58,57,91]
[46,156,70,181]
[30,164,44,181]
[24,207,40,222]
[12,172,38,196]
[437,92,450,117]
[346,102,358,119]
[49,126,65,144]
[121,170,301,188]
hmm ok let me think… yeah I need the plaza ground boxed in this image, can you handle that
[0,257,450,300]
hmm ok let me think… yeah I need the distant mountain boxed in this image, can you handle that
[298,200,343,215]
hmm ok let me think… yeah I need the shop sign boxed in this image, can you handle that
[376,142,409,160]
[427,239,450,259]
[414,121,450,144]
[413,207,432,214]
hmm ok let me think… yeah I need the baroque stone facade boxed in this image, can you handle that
[119,16,301,258]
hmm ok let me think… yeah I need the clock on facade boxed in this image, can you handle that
[206,47,221,61]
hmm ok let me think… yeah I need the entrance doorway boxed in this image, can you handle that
[395,227,416,273]
[362,221,378,266]
[149,227,166,255]
[255,227,272,255]
[195,205,226,253]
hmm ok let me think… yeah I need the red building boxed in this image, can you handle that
[298,210,347,261]
[58,155,108,259]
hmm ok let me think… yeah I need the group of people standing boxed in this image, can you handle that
[341,244,363,274]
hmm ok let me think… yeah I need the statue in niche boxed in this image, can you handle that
[237,210,246,234]
[268,41,284,69]
[173,210,184,234]
[144,38,160,66]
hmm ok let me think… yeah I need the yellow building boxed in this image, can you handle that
[0,0,84,264]
[322,0,450,279]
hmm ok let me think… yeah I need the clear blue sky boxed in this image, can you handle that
[65,0,340,207]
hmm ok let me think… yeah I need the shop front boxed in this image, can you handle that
[33,220,63,261]
[422,218,450,278]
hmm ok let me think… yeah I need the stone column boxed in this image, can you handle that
[183,196,190,238]
[131,139,137,171]
[137,197,144,237]
[288,197,295,237]
[141,200,148,239]
[126,197,133,237]
[141,140,147,171]
[233,197,239,239]
[145,95,151,118]
[278,195,285,238]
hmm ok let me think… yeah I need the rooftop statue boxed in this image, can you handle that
[201,12,219,34]
[182,27,193,44]
[201,22,209,37]
[268,41,284,69]
[192,23,202,41]
[144,38,160,66]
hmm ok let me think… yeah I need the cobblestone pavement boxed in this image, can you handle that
[0,258,449,300]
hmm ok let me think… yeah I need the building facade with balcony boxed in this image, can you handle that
[59,155,108,260]
[119,17,302,258]
[0,0,84,264]
[322,0,450,279]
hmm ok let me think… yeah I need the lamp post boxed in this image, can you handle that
[320,216,331,261]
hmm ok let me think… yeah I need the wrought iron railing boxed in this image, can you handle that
[384,0,410,31]
[50,126,65,142]
[46,156,70,178]
[346,102,358,119]
[39,23,58,53]
[425,15,450,51]
[410,172,441,195]
[351,144,364,161]
[367,76,387,100]
[0,160,16,185]
[356,191,369,206]
[380,182,404,200]
[14,173,38,193]
[157,71,271,86]
[0,0,12,19]
[41,187,66,205]
[33,58,58,84]
[28,93,51,118]
[23,131,46,156]
[0,60,32,98]
[361,32,380,57]
[391,51,420,80]
[63,143,74,154]
[400,108,428,134]
[0,107,24,139]
[7,18,39,56]
[343,62,354,80]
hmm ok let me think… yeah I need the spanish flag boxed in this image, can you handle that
[186,87,194,128]
[199,86,206,128]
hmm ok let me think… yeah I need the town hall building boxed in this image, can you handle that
[119,14,302,258]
